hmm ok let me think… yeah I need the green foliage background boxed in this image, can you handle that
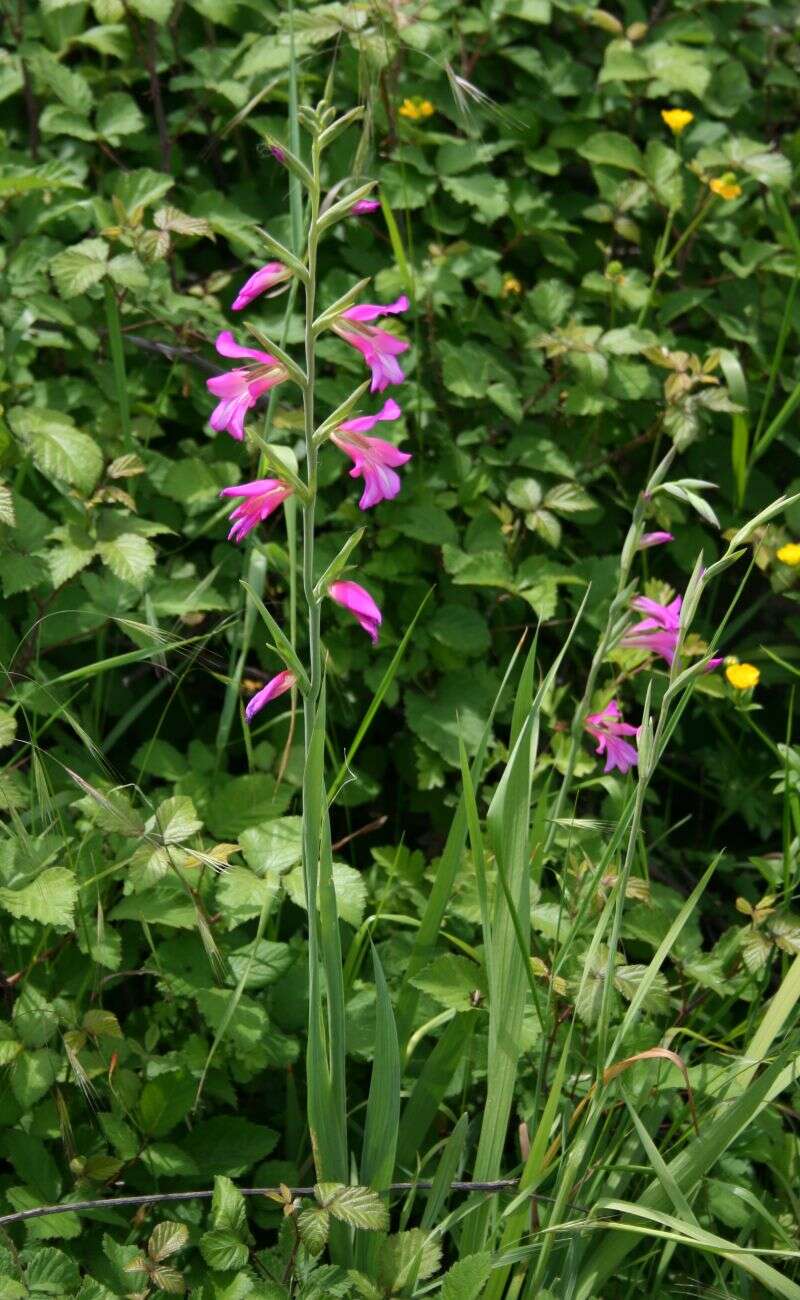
[2,0,800,1295]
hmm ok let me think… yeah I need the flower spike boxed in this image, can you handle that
[584,700,638,774]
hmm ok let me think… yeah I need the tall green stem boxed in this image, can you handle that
[104,281,133,453]
[302,140,322,719]
[636,195,714,328]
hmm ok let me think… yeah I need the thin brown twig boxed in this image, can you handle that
[0,1180,529,1229]
[331,815,387,851]
[145,19,172,172]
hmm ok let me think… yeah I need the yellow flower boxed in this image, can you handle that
[709,175,742,201]
[398,97,435,121]
[661,108,694,135]
[501,274,523,297]
[726,662,760,690]
[777,542,800,566]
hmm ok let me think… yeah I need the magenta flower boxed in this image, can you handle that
[585,699,638,774]
[207,331,289,441]
[351,199,380,214]
[232,261,292,311]
[330,398,411,509]
[329,580,382,643]
[245,670,295,723]
[639,531,673,549]
[332,295,409,392]
[620,594,682,666]
[220,477,293,542]
[270,145,286,164]
[620,594,722,672]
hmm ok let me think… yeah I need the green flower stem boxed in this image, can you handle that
[302,135,322,722]
[637,194,715,328]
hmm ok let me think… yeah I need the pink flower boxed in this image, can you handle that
[351,199,380,214]
[620,594,722,672]
[329,580,382,643]
[620,594,682,666]
[585,699,638,774]
[330,398,411,509]
[206,331,289,441]
[332,295,409,392]
[220,478,293,542]
[639,531,673,549]
[245,670,295,723]
[270,145,286,164]
[232,261,292,311]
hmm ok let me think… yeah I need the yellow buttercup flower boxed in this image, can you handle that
[726,662,760,690]
[501,274,523,297]
[398,97,435,121]
[709,175,742,201]
[777,542,800,566]
[661,108,694,135]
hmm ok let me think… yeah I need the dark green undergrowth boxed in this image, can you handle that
[2,1,800,1296]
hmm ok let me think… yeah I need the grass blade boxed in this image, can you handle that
[460,706,537,1254]
[328,586,432,802]
[397,1013,475,1169]
[394,637,524,1048]
[356,946,400,1274]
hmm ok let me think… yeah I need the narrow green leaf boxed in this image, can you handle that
[397,1014,475,1166]
[239,579,310,691]
[319,105,365,150]
[314,528,365,598]
[328,587,433,802]
[254,224,308,282]
[317,182,375,234]
[394,637,524,1047]
[461,707,537,1254]
[420,1114,469,1231]
[314,380,372,443]
[380,193,413,296]
[243,323,306,388]
[313,280,372,336]
[265,135,314,191]
[361,947,400,1190]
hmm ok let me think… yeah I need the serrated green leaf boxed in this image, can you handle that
[441,1252,493,1300]
[9,408,103,493]
[411,954,487,1011]
[0,866,77,928]
[148,1221,189,1262]
[313,1183,389,1231]
[96,92,145,140]
[49,238,109,297]
[379,1230,442,1292]
[98,532,157,587]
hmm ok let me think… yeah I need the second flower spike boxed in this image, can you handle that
[584,699,638,774]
